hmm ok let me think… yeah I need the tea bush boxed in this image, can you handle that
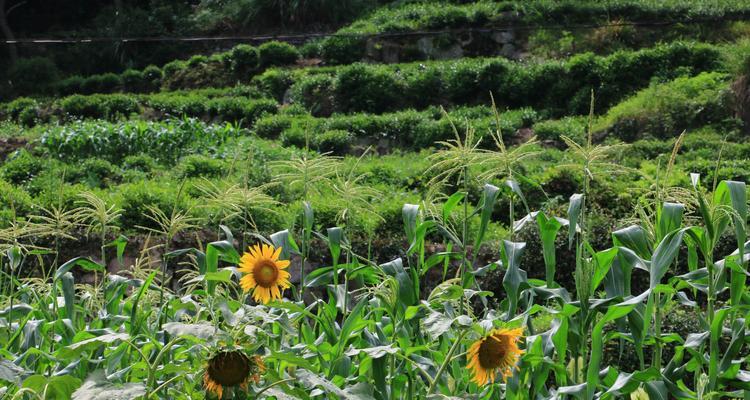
[230,44,260,76]
[286,42,722,116]
[0,149,45,185]
[257,106,539,152]
[596,71,734,140]
[177,154,226,178]
[258,41,300,68]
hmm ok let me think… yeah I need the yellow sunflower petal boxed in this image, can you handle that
[277,260,290,269]
[272,246,282,260]
[240,274,257,291]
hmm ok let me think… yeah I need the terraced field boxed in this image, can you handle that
[1,1,750,399]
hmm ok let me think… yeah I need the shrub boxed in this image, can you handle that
[253,69,294,101]
[533,117,587,143]
[187,55,209,67]
[18,107,38,127]
[142,65,163,90]
[161,61,233,91]
[162,60,187,79]
[319,36,366,65]
[177,154,224,178]
[206,97,276,124]
[57,76,86,96]
[254,115,296,138]
[4,97,38,123]
[59,95,106,119]
[334,63,402,113]
[67,158,122,188]
[123,154,158,173]
[0,179,33,226]
[280,125,307,148]
[82,73,122,94]
[122,69,146,92]
[315,129,351,153]
[597,72,732,141]
[101,94,140,119]
[258,41,300,68]
[281,42,722,117]
[291,74,336,116]
[58,94,138,120]
[231,44,260,76]
[115,181,185,230]
[0,149,44,185]
[7,57,60,96]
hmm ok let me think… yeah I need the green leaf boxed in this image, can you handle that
[55,257,104,281]
[474,183,500,248]
[613,225,651,259]
[505,179,530,215]
[567,193,583,249]
[327,227,344,267]
[655,202,684,243]
[162,322,218,340]
[442,192,465,222]
[592,247,618,293]
[536,212,564,287]
[587,291,649,399]
[297,369,376,400]
[0,359,28,385]
[72,370,146,400]
[715,180,748,305]
[403,204,420,244]
[344,344,398,359]
[204,269,233,283]
[271,229,299,260]
[60,272,75,320]
[650,228,688,289]
[380,258,416,308]
[23,374,82,400]
[59,333,130,359]
[105,235,129,266]
[269,351,317,372]
[501,240,527,320]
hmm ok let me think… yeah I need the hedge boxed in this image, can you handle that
[2,91,278,126]
[256,106,539,152]
[9,41,302,99]
[278,42,721,117]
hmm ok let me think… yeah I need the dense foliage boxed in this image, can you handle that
[2,1,750,399]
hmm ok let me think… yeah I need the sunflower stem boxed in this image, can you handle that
[255,378,296,398]
[427,330,467,394]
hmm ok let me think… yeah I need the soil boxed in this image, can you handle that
[0,137,28,161]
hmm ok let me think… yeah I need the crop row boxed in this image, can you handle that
[0,91,277,127]
[266,42,722,117]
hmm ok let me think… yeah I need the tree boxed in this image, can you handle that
[0,0,25,65]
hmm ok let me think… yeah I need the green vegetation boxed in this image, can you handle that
[2,1,750,399]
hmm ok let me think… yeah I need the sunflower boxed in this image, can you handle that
[466,327,524,386]
[204,350,265,399]
[238,243,291,304]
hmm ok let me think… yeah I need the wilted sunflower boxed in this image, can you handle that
[238,243,291,304]
[466,328,524,385]
[204,350,265,399]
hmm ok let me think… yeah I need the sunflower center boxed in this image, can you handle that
[207,351,252,386]
[253,259,279,288]
[477,335,510,369]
